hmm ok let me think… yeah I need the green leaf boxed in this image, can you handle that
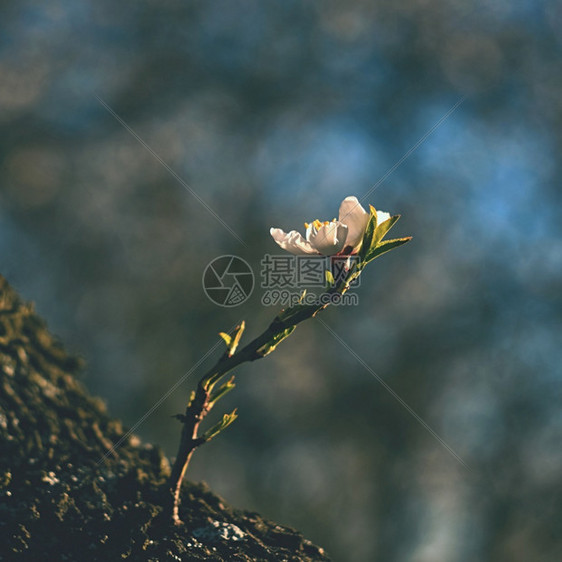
[364,237,412,263]
[359,205,378,262]
[201,409,238,443]
[256,325,297,357]
[218,332,232,347]
[372,214,401,247]
[219,322,246,358]
[229,322,246,355]
[325,269,335,287]
[208,376,236,407]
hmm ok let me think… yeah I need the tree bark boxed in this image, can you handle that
[0,275,330,562]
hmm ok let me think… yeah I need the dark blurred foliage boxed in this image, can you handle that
[1,1,561,560]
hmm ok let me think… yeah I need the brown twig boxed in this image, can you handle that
[168,300,329,525]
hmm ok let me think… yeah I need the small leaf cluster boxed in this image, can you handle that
[359,207,411,265]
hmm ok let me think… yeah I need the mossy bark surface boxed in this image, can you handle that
[0,275,330,561]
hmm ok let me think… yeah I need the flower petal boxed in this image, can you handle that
[308,222,348,255]
[270,227,318,255]
[305,223,314,242]
[338,196,370,251]
[376,210,391,224]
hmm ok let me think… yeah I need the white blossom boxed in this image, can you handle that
[270,195,390,256]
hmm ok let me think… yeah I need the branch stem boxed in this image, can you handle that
[166,212,410,524]
[167,299,331,524]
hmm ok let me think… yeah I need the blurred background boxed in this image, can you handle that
[1,1,561,560]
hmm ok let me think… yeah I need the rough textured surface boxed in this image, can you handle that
[0,275,330,561]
